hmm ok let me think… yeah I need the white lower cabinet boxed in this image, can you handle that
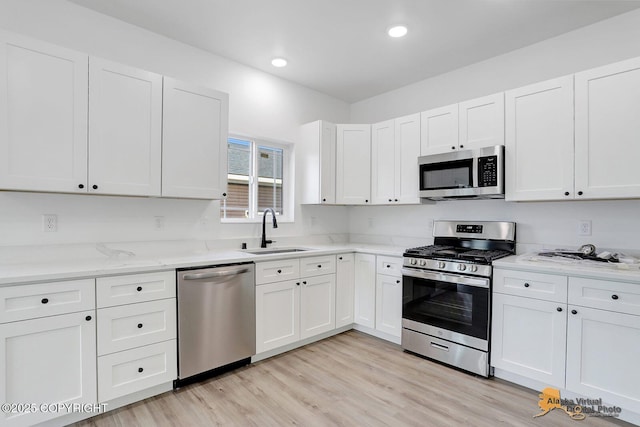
[255,256,337,355]
[374,273,402,337]
[0,311,97,427]
[354,253,376,328]
[491,293,566,388]
[335,253,355,328]
[493,267,640,420]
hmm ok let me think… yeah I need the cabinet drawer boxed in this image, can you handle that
[300,255,336,277]
[256,259,300,285]
[493,269,567,303]
[377,256,403,277]
[97,299,176,355]
[569,277,640,315]
[97,271,175,308]
[0,279,95,323]
[98,339,177,402]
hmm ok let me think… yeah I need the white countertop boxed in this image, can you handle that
[0,241,406,286]
[494,253,640,282]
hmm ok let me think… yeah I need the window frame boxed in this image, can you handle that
[220,134,294,223]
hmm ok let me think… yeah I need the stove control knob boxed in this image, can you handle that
[469,265,478,272]
[410,258,417,265]
[437,262,446,269]
[419,259,427,266]
[457,264,467,271]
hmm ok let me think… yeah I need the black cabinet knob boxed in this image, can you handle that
[612,294,619,300]
[41,298,49,304]
[138,367,144,373]
[137,323,143,329]
[78,184,85,189]
[577,191,583,196]
[92,184,98,190]
[394,199,398,202]
[296,282,300,286]
[564,192,570,196]
[86,315,92,321]
[222,192,227,197]
[451,146,456,150]
[571,309,578,315]
[365,199,369,203]
[322,198,326,202]
[388,199,392,202]
[396,280,400,284]
[386,265,391,268]
[277,269,282,274]
[317,264,322,268]
[136,286,142,292]
[557,307,563,312]
[459,145,464,149]
[338,256,343,260]
[524,283,530,288]
[303,281,307,285]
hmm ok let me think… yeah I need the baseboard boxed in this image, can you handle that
[252,325,353,362]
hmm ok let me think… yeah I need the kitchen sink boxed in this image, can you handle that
[243,247,309,255]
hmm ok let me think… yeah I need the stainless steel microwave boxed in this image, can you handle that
[418,145,504,200]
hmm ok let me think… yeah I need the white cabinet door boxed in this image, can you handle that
[354,253,376,328]
[255,280,300,353]
[88,57,162,196]
[336,124,371,205]
[567,305,640,413]
[162,77,228,199]
[298,120,336,204]
[335,253,355,328]
[0,311,97,427]
[395,113,420,204]
[491,293,567,388]
[420,104,458,155]
[319,121,337,204]
[300,275,335,339]
[0,33,88,193]
[575,57,640,200]
[458,93,504,150]
[371,119,396,204]
[505,76,574,201]
[375,274,402,337]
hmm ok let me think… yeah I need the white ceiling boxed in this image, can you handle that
[68,0,640,103]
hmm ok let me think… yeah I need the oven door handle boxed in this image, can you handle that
[401,268,490,288]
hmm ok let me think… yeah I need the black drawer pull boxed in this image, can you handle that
[41,298,49,304]
[303,281,307,285]
[78,184,85,189]
[86,315,92,321]
[317,264,322,268]
[338,257,343,260]
[564,191,570,196]
[612,294,619,300]
[138,367,144,373]
[571,309,578,315]
[386,265,391,268]
[296,282,300,286]
[137,323,143,329]
[92,184,98,190]
[396,280,400,284]
[556,307,563,312]
[277,269,282,274]
[524,283,530,288]
[577,191,583,196]
[136,286,142,292]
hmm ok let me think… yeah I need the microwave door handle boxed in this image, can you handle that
[401,268,489,289]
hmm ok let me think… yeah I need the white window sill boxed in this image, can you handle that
[220,217,294,224]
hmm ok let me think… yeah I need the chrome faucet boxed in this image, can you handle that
[261,208,278,248]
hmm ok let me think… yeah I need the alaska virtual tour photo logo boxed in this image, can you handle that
[534,387,622,420]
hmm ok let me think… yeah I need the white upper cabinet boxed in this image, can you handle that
[371,119,396,204]
[505,76,574,201]
[88,57,162,196]
[459,93,504,149]
[0,33,88,193]
[336,124,371,205]
[575,57,640,200]
[299,120,336,204]
[421,93,504,156]
[162,77,229,199]
[371,114,420,205]
[420,104,458,155]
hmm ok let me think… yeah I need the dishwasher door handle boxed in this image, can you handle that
[182,268,250,281]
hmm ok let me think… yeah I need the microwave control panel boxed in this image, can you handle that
[477,155,498,187]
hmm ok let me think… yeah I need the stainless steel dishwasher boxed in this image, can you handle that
[175,262,255,387]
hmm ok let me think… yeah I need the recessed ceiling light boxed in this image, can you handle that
[387,25,408,38]
[271,58,287,68]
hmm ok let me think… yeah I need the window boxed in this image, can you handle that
[221,136,291,221]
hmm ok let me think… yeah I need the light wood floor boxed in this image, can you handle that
[73,331,632,427]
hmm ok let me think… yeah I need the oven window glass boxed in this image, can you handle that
[403,277,489,340]
[420,159,473,190]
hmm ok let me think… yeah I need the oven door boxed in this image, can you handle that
[401,267,490,351]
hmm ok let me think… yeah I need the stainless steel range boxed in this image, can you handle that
[401,220,516,377]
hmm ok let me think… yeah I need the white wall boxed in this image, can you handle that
[348,8,640,253]
[0,0,350,247]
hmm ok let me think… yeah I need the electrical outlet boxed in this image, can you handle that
[154,216,165,230]
[42,214,57,232]
[578,220,592,236]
